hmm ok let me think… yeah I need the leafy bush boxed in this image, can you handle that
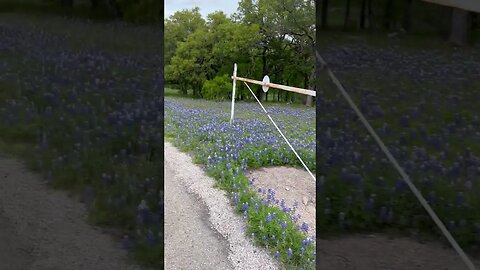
[202,74,231,101]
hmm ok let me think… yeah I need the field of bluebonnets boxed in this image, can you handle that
[0,17,163,268]
[165,93,316,269]
[316,36,480,251]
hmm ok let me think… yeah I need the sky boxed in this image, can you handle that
[165,0,239,19]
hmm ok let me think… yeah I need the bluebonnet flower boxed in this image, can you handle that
[146,230,156,247]
[302,238,310,246]
[365,196,375,212]
[455,192,465,208]
[301,222,309,233]
[266,213,273,223]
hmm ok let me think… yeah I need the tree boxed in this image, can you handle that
[166,28,212,96]
[236,0,315,106]
[166,2,314,105]
[360,0,367,29]
[321,0,329,29]
[275,0,315,106]
[237,0,283,101]
[166,12,260,97]
[60,0,73,7]
[449,8,472,46]
[344,0,351,30]
[207,12,261,79]
[91,0,99,9]
[164,8,206,65]
[402,0,413,32]
[384,0,393,30]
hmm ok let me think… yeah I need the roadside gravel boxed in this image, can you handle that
[164,141,278,270]
[0,154,143,270]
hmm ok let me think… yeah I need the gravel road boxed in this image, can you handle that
[0,154,143,270]
[164,141,278,270]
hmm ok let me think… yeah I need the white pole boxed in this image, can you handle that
[230,63,237,124]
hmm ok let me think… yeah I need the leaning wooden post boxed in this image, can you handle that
[230,63,237,124]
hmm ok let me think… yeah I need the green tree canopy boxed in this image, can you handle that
[166,2,315,104]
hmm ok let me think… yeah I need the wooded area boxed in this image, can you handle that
[0,0,162,23]
[164,0,315,106]
[318,0,479,45]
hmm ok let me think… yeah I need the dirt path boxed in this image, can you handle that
[164,141,278,270]
[164,150,233,270]
[0,214,34,270]
[316,233,480,270]
[246,166,316,235]
[0,154,143,270]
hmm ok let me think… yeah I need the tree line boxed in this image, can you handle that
[165,0,315,106]
[56,0,162,23]
[318,0,479,45]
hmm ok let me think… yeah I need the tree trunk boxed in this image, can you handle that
[449,8,471,46]
[321,0,329,29]
[61,0,73,7]
[360,0,367,30]
[344,0,351,31]
[303,74,310,106]
[91,0,98,9]
[367,0,373,30]
[107,0,122,18]
[402,0,413,32]
[384,0,393,31]
[285,80,289,102]
[305,69,315,107]
[305,94,313,107]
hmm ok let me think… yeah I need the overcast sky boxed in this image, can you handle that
[165,0,239,19]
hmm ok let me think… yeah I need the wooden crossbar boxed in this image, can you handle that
[421,0,480,13]
[231,76,316,97]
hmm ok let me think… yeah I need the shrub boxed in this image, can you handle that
[202,74,231,101]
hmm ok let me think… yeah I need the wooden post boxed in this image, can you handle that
[230,63,237,124]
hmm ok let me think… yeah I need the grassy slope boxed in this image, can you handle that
[0,13,163,268]
[315,29,480,252]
